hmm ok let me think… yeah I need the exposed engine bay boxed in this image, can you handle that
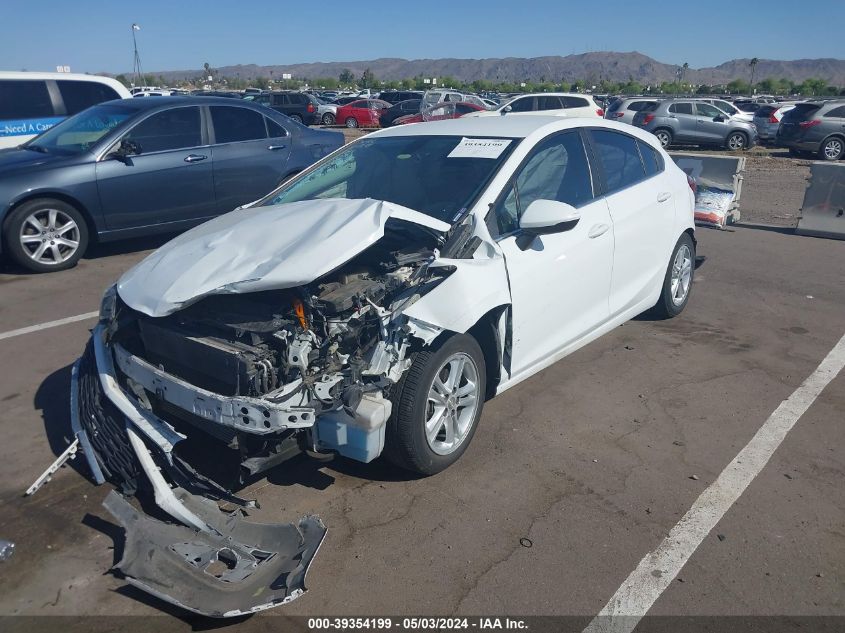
[103,219,451,486]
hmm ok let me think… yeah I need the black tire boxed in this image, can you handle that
[289,114,303,124]
[651,233,695,319]
[654,128,673,148]
[384,333,486,475]
[321,112,335,125]
[819,136,844,161]
[3,198,89,272]
[345,117,359,128]
[726,131,748,151]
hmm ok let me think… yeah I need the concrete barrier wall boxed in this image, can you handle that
[669,152,746,229]
[796,162,845,240]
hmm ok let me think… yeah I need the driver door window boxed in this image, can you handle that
[695,103,723,118]
[492,131,594,235]
[508,97,535,112]
[123,107,202,153]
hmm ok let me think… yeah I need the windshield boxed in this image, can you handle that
[260,135,519,224]
[27,104,134,155]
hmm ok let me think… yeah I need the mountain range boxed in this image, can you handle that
[152,52,845,86]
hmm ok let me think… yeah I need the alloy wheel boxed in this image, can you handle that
[19,208,81,266]
[424,352,481,456]
[823,139,842,160]
[670,244,693,306]
[728,133,746,150]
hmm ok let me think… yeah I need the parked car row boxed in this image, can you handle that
[604,92,845,159]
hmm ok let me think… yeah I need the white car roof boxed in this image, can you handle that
[0,71,131,97]
[367,115,663,149]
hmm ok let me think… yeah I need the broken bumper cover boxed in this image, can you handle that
[104,491,326,618]
[74,325,327,616]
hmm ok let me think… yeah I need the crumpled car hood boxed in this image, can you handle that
[117,198,451,317]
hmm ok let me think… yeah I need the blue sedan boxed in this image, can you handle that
[0,96,344,272]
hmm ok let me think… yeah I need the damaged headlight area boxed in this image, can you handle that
[73,221,449,616]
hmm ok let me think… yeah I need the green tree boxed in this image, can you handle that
[338,68,355,85]
[727,79,750,94]
[696,84,712,94]
[114,74,130,87]
[757,77,777,94]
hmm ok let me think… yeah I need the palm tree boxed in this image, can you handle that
[681,62,689,92]
[749,58,759,94]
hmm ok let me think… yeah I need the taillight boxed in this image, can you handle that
[643,114,655,125]
[768,113,779,124]
[798,119,820,129]
[596,108,604,117]
[687,175,697,195]
[307,103,315,113]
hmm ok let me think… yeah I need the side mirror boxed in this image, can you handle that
[714,115,725,122]
[519,199,581,235]
[111,139,142,163]
[501,104,512,115]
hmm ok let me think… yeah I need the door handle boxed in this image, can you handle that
[588,223,610,239]
[184,154,207,163]
[657,192,672,203]
[267,144,287,150]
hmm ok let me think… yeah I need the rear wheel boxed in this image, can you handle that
[345,117,359,128]
[819,137,844,161]
[726,132,748,151]
[321,112,335,125]
[289,114,303,124]
[651,233,695,319]
[654,129,673,148]
[385,334,486,475]
[4,198,89,272]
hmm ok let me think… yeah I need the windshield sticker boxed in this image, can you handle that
[447,137,512,159]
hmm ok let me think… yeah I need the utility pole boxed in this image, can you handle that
[131,23,145,88]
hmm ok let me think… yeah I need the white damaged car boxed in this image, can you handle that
[72,116,695,616]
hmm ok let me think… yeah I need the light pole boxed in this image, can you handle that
[131,23,145,88]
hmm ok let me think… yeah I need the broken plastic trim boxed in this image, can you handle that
[104,491,326,617]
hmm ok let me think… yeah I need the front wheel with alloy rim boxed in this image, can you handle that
[651,233,695,319]
[385,333,486,475]
[820,137,844,161]
[726,132,748,150]
[345,117,359,128]
[321,113,335,125]
[4,198,89,272]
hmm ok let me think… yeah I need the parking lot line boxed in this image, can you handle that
[0,311,99,342]
[584,330,845,633]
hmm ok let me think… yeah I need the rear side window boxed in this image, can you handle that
[57,80,120,115]
[668,103,693,115]
[563,96,589,108]
[538,96,563,110]
[628,101,655,112]
[210,106,267,143]
[824,105,845,118]
[266,117,287,138]
[124,107,202,152]
[590,129,646,193]
[782,104,822,122]
[0,80,54,119]
[638,140,664,177]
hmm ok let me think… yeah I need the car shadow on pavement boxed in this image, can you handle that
[34,363,89,479]
[83,233,176,260]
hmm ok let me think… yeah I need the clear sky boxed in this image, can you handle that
[2,0,843,74]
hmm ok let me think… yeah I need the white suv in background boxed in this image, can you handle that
[466,93,604,118]
[0,71,131,148]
